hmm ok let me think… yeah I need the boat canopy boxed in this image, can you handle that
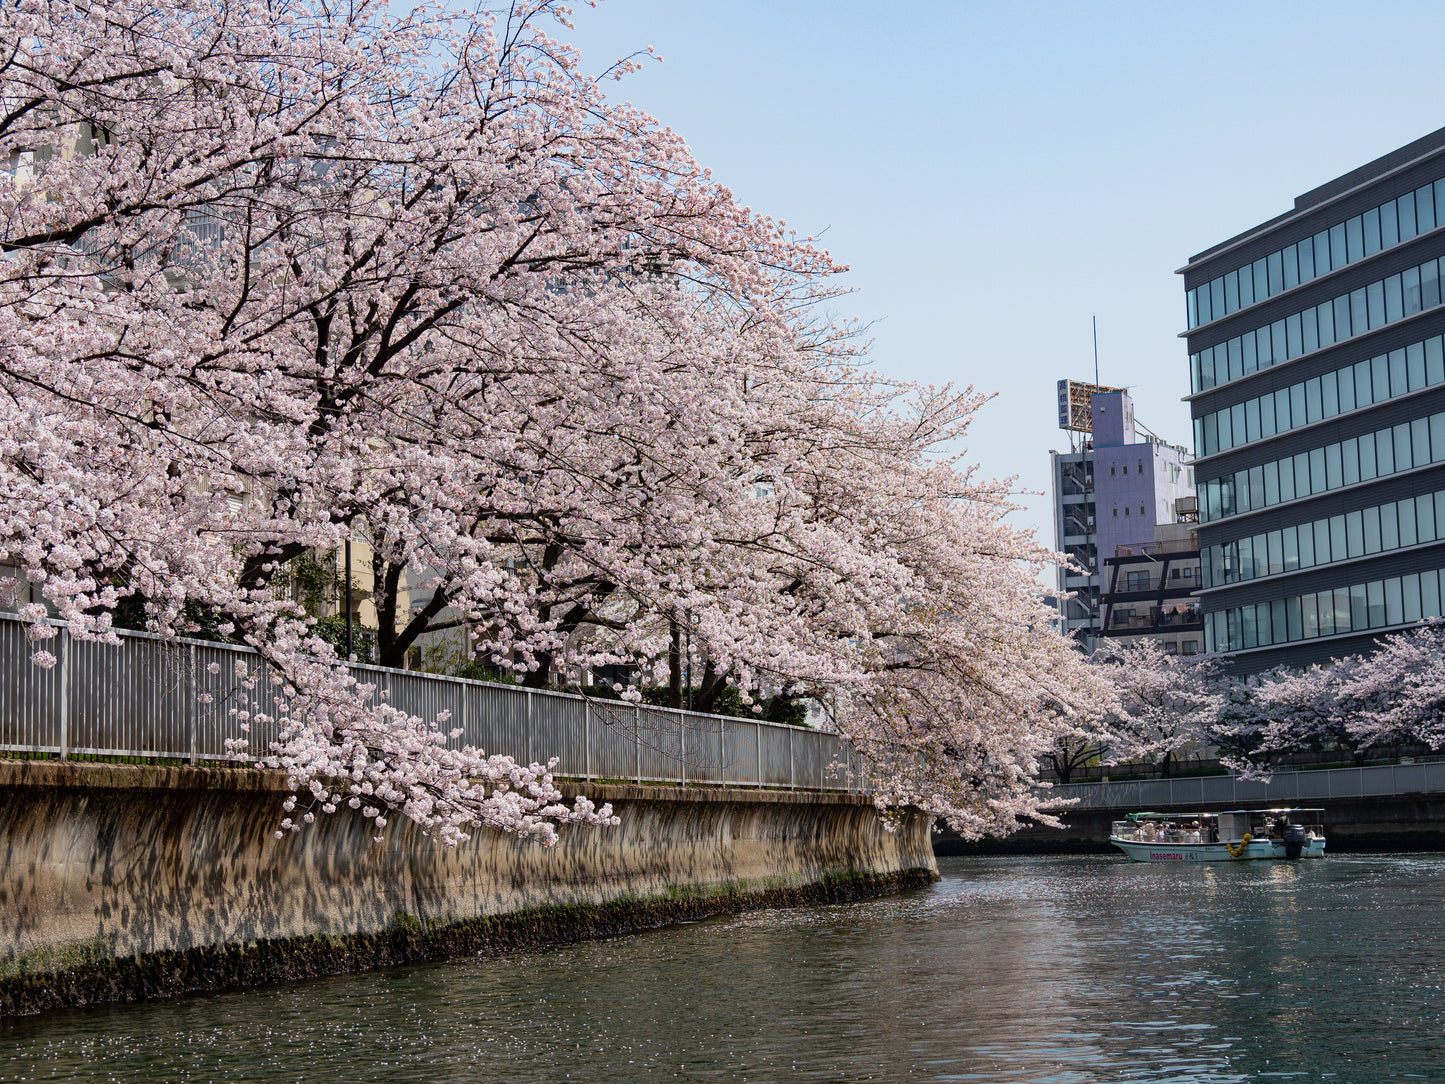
[1122,808,1323,821]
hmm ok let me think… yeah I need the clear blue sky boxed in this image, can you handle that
[564,1,1445,547]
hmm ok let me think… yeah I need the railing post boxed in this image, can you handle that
[718,716,725,787]
[680,714,686,787]
[460,682,469,750]
[526,690,533,765]
[57,626,68,762]
[584,699,592,781]
[188,643,197,765]
[788,727,795,790]
[756,723,762,789]
[635,705,642,786]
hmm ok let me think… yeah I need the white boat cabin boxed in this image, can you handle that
[1108,808,1326,862]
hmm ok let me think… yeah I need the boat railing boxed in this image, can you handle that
[1110,822,1211,844]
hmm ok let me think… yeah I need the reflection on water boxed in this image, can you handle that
[4,854,1445,1082]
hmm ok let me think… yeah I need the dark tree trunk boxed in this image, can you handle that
[520,588,614,689]
[366,548,456,669]
[692,659,730,714]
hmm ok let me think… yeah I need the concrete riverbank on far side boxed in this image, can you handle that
[936,764,1445,854]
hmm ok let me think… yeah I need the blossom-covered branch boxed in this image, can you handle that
[1,0,1109,840]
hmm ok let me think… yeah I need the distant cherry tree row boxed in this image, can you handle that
[1045,627,1445,784]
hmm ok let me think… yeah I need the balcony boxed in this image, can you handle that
[1058,462,1094,497]
[1108,605,1201,630]
[1113,535,1197,558]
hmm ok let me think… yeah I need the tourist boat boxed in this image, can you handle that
[1109,808,1326,862]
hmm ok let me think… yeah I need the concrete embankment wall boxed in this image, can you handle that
[0,761,936,1016]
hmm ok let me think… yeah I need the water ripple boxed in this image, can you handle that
[4,854,1445,1081]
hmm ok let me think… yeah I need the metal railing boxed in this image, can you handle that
[1044,760,1445,810]
[1107,609,1202,630]
[1113,536,1198,558]
[0,615,863,792]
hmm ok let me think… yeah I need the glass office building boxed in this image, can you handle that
[1184,128,1445,671]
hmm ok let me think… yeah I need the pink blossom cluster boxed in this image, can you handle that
[0,0,1109,841]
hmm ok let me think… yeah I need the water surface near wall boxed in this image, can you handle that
[5,853,1444,1081]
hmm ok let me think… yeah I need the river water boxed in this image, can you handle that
[4,853,1445,1082]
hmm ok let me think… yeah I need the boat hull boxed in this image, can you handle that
[1109,837,1326,862]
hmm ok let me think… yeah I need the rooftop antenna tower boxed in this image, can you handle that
[1093,314,1100,386]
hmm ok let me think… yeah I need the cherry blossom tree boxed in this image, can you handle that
[775,387,1115,837]
[1223,655,1398,772]
[0,0,1107,841]
[1209,669,1276,776]
[1091,640,1223,777]
[1337,621,1445,752]
[1041,727,1107,785]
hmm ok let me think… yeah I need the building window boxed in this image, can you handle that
[1187,177,1445,335]
[1140,505,1146,515]
[1113,508,1118,517]
[1110,465,1116,475]
[1190,247,1445,395]
[1196,332,1445,457]
[1203,486,1445,586]
[1171,568,1181,579]
[1126,571,1150,591]
[1164,642,1178,654]
[1200,405,1445,524]
[1124,507,1130,516]
[1138,460,1144,473]
[1182,640,1199,655]
[1123,465,1128,474]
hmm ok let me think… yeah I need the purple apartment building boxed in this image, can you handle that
[1051,388,1199,652]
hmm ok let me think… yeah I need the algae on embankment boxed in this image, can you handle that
[0,761,936,1017]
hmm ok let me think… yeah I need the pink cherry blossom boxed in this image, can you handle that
[0,0,1109,842]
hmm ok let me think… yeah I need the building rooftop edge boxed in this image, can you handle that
[1181,126,1445,272]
